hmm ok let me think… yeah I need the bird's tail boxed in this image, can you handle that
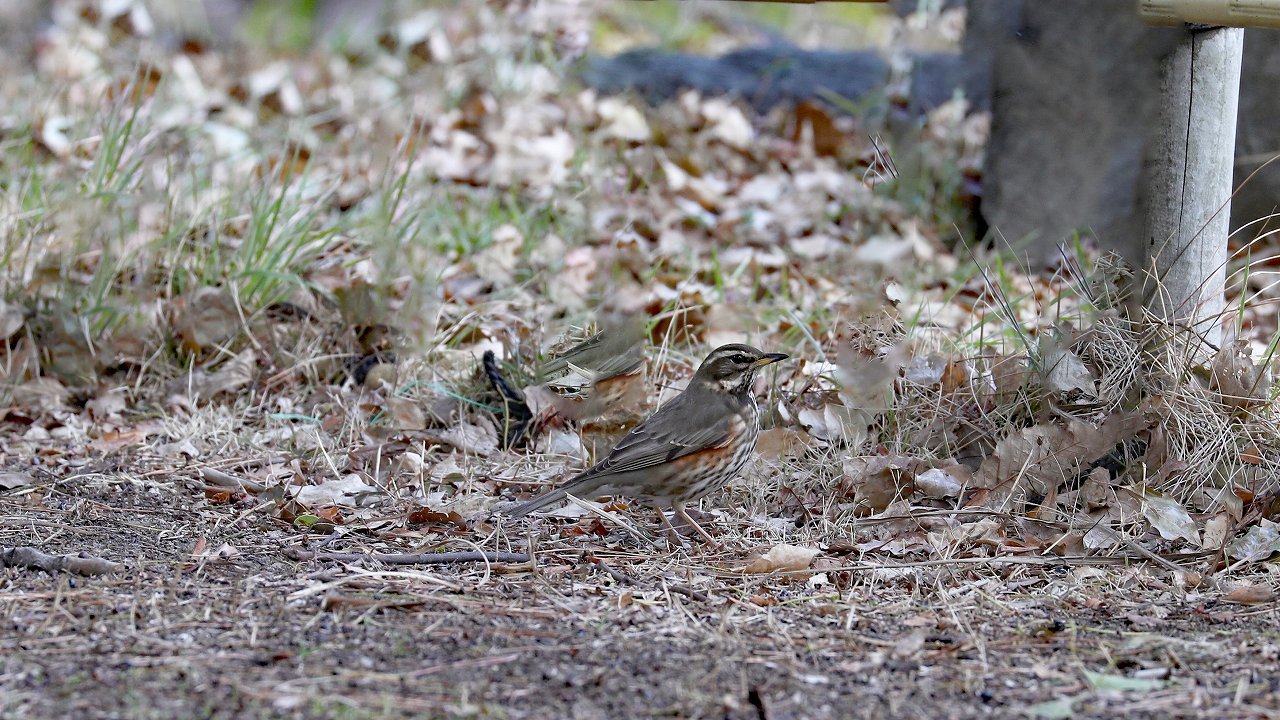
[506,487,570,517]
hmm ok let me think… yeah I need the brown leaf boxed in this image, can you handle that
[388,397,427,431]
[974,414,1145,500]
[789,101,843,157]
[407,507,467,530]
[1039,333,1097,397]
[313,506,343,523]
[89,427,151,453]
[755,427,811,461]
[204,488,234,504]
[172,287,241,353]
[1222,585,1276,605]
[1210,339,1269,409]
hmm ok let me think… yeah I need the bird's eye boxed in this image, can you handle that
[731,354,751,364]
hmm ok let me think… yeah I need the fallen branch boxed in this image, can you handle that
[286,548,530,565]
[0,546,124,576]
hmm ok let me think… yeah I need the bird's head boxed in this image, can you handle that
[692,344,788,394]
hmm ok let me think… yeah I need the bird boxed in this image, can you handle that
[506,343,788,545]
[484,318,646,448]
[538,316,648,422]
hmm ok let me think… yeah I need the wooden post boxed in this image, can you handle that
[1143,25,1243,353]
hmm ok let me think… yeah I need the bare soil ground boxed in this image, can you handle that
[4,469,1279,720]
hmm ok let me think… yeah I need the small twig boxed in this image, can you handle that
[663,581,712,603]
[0,546,124,576]
[566,494,658,548]
[285,547,530,565]
[199,467,266,494]
[591,557,638,586]
[321,593,427,611]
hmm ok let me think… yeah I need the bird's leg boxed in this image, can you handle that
[657,509,691,551]
[675,503,722,549]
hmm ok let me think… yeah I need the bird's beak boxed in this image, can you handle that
[753,352,789,367]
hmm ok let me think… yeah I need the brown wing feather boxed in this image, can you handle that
[506,383,745,517]
[571,386,737,481]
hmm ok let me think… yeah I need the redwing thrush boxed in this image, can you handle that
[485,319,646,447]
[507,343,788,544]
[539,317,647,421]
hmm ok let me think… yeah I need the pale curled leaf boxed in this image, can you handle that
[1226,519,1280,563]
[438,421,498,457]
[1141,491,1199,545]
[294,475,380,508]
[797,406,829,441]
[1201,513,1230,551]
[596,97,650,143]
[1039,334,1096,397]
[742,544,819,574]
[86,388,129,420]
[823,403,871,451]
[913,467,963,499]
[189,349,257,398]
[0,300,24,341]
[1083,670,1169,692]
[1209,339,1269,408]
[0,471,37,490]
[387,397,427,431]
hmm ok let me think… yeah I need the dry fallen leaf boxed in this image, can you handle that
[913,467,963,499]
[86,388,128,420]
[439,421,499,457]
[1201,513,1230,551]
[89,426,152,453]
[0,300,24,341]
[1040,333,1097,398]
[295,474,380,508]
[1141,490,1199,546]
[189,349,257,399]
[596,97,650,143]
[172,286,241,353]
[974,414,1145,500]
[1226,520,1280,563]
[743,544,820,574]
[1222,585,1276,605]
[0,471,37,490]
[388,396,427,431]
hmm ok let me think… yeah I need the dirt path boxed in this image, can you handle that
[3,477,1278,720]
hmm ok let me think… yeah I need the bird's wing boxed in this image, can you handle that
[540,318,645,381]
[572,391,737,481]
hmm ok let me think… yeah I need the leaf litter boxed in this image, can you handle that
[0,1,1279,719]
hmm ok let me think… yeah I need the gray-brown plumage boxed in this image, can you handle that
[507,343,788,544]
